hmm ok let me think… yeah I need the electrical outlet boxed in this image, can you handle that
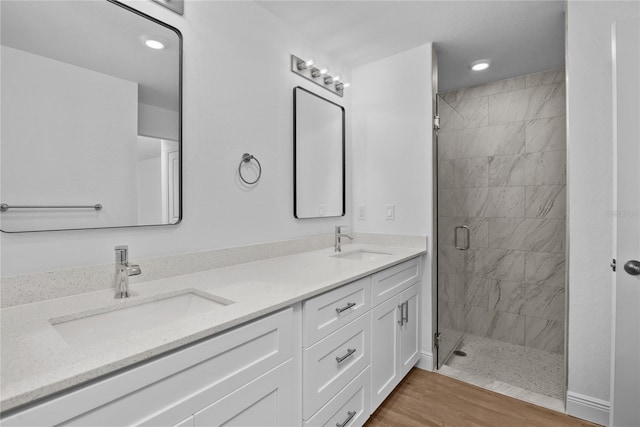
[357,205,366,220]
[385,204,395,220]
[318,205,326,216]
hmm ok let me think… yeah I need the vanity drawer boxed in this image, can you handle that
[303,276,371,347]
[303,312,371,420]
[371,257,420,306]
[304,366,370,427]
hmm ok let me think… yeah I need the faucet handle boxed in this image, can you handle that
[115,245,128,263]
[128,263,142,276]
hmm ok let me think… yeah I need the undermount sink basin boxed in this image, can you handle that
[331,249,391,261]
[51,290,234,347]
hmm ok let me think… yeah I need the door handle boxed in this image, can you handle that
[398,301,409,325]
[404,301,409,324]
[398,304,405,325]
[455,225,470,250]
[623,260,640,275]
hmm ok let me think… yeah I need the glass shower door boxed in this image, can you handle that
[435,94,471,368]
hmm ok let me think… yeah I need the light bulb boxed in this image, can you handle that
[470,60,490,71]
[144,39,165,50]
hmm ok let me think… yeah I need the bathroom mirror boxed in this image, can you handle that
[294,87,345,219]
[0,0,182,232]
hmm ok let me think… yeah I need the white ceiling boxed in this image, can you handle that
[257,0,565,92]
[1,1,180,111]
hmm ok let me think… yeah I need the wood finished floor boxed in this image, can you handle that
[365,369,601,427]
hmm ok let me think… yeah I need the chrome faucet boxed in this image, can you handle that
[334,226,354,252]
[114,245,141,299]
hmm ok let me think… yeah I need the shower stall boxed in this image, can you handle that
[435,69,567,408]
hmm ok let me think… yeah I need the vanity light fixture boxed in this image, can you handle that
[324,74,340,85]
[311,67,328,78]
[296,58,314,71]
[291,54,347,97]
[470,59,491,71]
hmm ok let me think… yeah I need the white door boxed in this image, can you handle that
[193,361,295,427]
[400,284,420,376]
[371,294,402,409]
[611,18,640,427]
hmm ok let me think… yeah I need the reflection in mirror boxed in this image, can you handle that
[0,0,182,232]
[294,87,345,219]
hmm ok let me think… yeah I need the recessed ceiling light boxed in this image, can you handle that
[470,59,491,71]
[144,39,165,50]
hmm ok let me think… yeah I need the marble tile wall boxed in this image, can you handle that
[437,69,566,354]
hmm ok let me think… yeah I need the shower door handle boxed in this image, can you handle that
[455,225,470,250]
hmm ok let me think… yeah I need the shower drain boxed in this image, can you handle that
[453,350,467,357]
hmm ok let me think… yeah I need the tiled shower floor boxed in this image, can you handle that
[439,334,565,412]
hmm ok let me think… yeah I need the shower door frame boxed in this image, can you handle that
[430,80,569,409]
[430,46,440,371]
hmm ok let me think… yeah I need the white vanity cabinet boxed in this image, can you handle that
[2,254,424,427]
[2,307,300,427]
[302,278,372,426]
[371,264,421,409]
[302,256,422,426]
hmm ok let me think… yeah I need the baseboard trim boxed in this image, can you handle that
[566,391,610,426]
[415,351,434,372]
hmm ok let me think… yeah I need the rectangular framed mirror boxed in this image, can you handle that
[0,0,182,232]
[293,87,345,219]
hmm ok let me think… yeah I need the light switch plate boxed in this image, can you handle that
[385,204,395,220]
[357,206,366,220]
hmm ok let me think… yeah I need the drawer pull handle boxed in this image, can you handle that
[336,410,357,427]
[335,302,356,314]
[335,348,357,364]
[398,303,405,325]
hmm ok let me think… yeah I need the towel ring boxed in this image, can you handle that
[239,153,262,185]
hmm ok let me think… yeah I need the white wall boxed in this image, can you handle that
[566,0,640,421]
[351,44,433,363]
[0,46,139,232]
[351,45,432,237]
[1,0,351,276]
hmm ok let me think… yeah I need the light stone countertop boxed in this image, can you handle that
[0,243,425,413]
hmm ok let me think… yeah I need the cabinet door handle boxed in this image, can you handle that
[335,302,356,314]
[335,348,357,364]
[398,304,404,325]
[336,410,357,427]
[403,301,409,324]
